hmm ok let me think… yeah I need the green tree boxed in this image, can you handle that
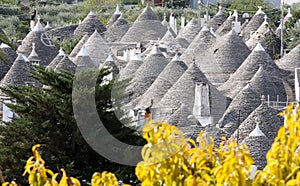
[0,32,16,62]
[285,19,300,49]
[229,0,273,12]
[285,3,300,30]
[285,3,300,49]
[0,67,145,185]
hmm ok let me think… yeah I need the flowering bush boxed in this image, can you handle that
[136,121,254,185]
[3,144,124,186]
[3,104,300,185]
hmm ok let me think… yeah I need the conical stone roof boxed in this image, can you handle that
[159,28,184,54]
[46,48,65,70]
[46,24,78,41]
[158,63,208,109]
[176,18,202,44]
[54,55,77,74]
[284,8,292,22]
[246,27,280,57]
[17,29,57,67]
[218,43,287,99]
[104,16,130,42]
[0,44,17,80]
[204,124,230,148]
[166,104,204,140]
[83,30,110,66]
[32,16,44,33]
[106,5,122,28]
[28,43,40,62]
[219,83,261,135]
[74,11,106,36]
[241,129,271,170]
[181,124,205,141]
[180,26,220,84]
[240,9,270,41]
[120,5,167,42]
[100,54,119,77]
[126,46,169,102]
[137,54,188,108]
[180,25,216,66]
[119,54,143,80]
[209,6,227,31]
[183,25,216,56]
[276,44,300,72]
[69,34,89,59]
[158,63,227,123]
[137,5,159,21]
[175,37,190,49]
[210,29,251,84]
[160,27,175,44]
[0,53,35,88]
[249,65,286,101]
[232,98,283,144]
[166,104,201,127]
[217,15,241,36]
[255,16,272,35]
[73,45,97,69]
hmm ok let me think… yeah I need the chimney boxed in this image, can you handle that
[181,13,185,30]
[193,82,210,117]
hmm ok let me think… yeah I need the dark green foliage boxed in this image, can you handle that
[123,0,139,5]
[285,20,300,50]
[62,36,83,55]
[229,0,274,13]
[0,5,21,15]
[228,0,280,25]
[0,67,145,184]
[284,3,300,49]
[231,0,281,26]
[15,20,30,39]
[164,0,189,8]
[0,33,16,62]
[217,0,233,8]
[285,4,300,30]
[0,33,16,50]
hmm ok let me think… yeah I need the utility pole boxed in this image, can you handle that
[280,0,285,57]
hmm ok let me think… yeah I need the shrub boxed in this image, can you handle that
[3,144,125,186]
[136,104,300,185]
[2,105,300,185]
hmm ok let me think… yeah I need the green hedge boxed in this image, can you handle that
[0,5,20,15]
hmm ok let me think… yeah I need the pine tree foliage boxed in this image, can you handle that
[0,67,145,184]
